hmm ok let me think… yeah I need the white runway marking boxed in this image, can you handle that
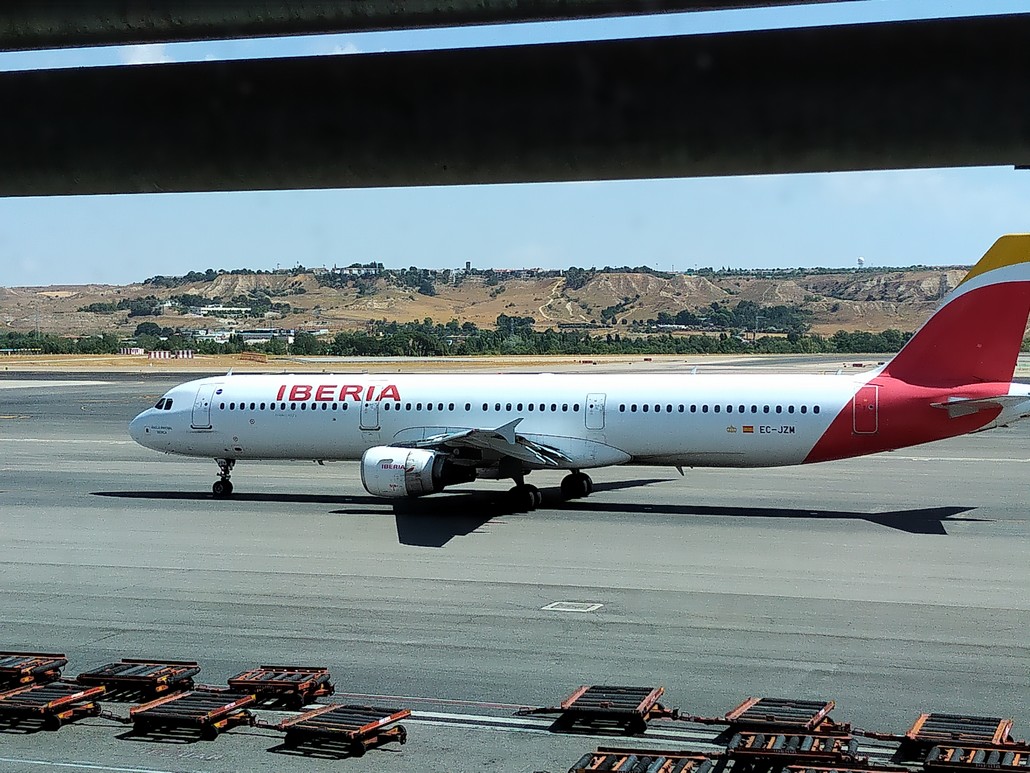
[0,439,135,444]
[0,759,183,773]
[0,381,107,390]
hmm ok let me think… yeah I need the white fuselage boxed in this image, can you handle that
[131,372,872,469]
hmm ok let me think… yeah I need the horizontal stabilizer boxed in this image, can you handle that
[930,394,1028,418]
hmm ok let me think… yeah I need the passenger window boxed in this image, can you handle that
[678,405,684,412]
[631,405,637,412]
[517,403,523,411]
[690,405,697,413]
[666,405,672,412]
[417,403,423,410]
[220,402,225,410]
[427,403,433,411]
[763,405,770,413]
[506,403,512,411]
[438,403,444,411]
[383,403,389,411]
[788,405,795,414]
[539,403,545,411]
[814,405,821,414]
[573,404,579,411]
[332,403,338,411]
[738,405,745,413]
[495,403,502,411]
[643,404,649,412]
[230,402,236,410]
[751,405,757,413]
[529,403,535,411]
[465,403,471,411]
[551,404,557,411]
[301,403,307,410]
[800,405,807,414]
[562,404,568,412]
[702,405,709,413]
[449,403,455,411]
[726,405,733,413]
[483,403,488,411]
[342,403,348,410]
[776,405,783,413]
[620,404,626,412]
[714,405,720,413]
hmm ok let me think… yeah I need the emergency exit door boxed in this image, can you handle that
[853,385,878,434]
[191,384,217,429]
[585,393,606,430]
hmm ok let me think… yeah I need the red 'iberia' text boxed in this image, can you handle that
[275,383,401,402]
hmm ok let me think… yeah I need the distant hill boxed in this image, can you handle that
[0,265,968,337]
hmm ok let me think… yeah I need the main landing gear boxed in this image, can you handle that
[212,459,235,498]
[507,470,594,511]
[560,471,593,500]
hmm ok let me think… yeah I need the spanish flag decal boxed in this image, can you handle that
[743,426,754,433]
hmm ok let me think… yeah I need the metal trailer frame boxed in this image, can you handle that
[518,685,674,735]
[925,744,1030,771]
[568,748,714,773]
[726,731,861,765]
[0,652,68,689]
[907,715,1015,747]
[723,697,841,733]
[129,690,256,741]
[0,680,105,730]
[278,704,410,758]
[76,659,200,698]
[226,665,334,709]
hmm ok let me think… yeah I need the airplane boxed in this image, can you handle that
[130,234,1030,510]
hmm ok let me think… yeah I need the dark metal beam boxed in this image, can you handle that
[3,13,1029,197]
[2,1,859,51]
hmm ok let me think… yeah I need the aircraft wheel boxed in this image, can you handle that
[561,473,590,500]
[212,479,233,498]
[509,485,538,512]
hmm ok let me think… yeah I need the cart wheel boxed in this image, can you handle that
[627,716,647,735]
[43,716,62,731]
[283,731,299,749]
[289,695,306,711]
[200,725,219,742]
[395,725,408,745]
[348,739,367,758]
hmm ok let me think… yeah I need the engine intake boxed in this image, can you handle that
[360,447,474,498]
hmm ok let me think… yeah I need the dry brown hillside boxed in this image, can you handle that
[0,266,971,337]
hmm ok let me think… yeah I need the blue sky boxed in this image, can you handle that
[2,0,1030,286]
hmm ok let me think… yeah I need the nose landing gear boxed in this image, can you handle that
[213,459,235,498]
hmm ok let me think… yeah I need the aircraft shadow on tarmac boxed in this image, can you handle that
[94,478,984,544]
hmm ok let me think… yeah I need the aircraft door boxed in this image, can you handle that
[191,384,218,429]
[853,385,878,434]
[585,393,606,430]
[360,396,380,430]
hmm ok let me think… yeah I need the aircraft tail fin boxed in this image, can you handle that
[883,234,1030,386]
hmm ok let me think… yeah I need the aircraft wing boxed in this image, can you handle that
[405,418,573,466]
[930,394,1029,418]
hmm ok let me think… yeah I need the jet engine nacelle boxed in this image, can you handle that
[359,446,474,498]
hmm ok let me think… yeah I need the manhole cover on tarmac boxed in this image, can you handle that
[541,601,604,612]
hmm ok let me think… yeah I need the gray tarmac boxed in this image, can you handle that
[0,372,1027,772]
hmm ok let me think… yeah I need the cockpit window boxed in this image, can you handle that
[155,398,166,409]
[163,399,173,410]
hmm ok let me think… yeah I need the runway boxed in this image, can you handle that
[0,374,1027,772]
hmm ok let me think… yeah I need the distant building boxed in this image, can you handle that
[197,305,251,316]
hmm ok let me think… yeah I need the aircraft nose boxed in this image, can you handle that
[128,411,149,445]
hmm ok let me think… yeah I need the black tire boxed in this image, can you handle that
[560,475,580,500]
[349,739,367,757]
[200,725,219,741]
[212,479,232,497]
